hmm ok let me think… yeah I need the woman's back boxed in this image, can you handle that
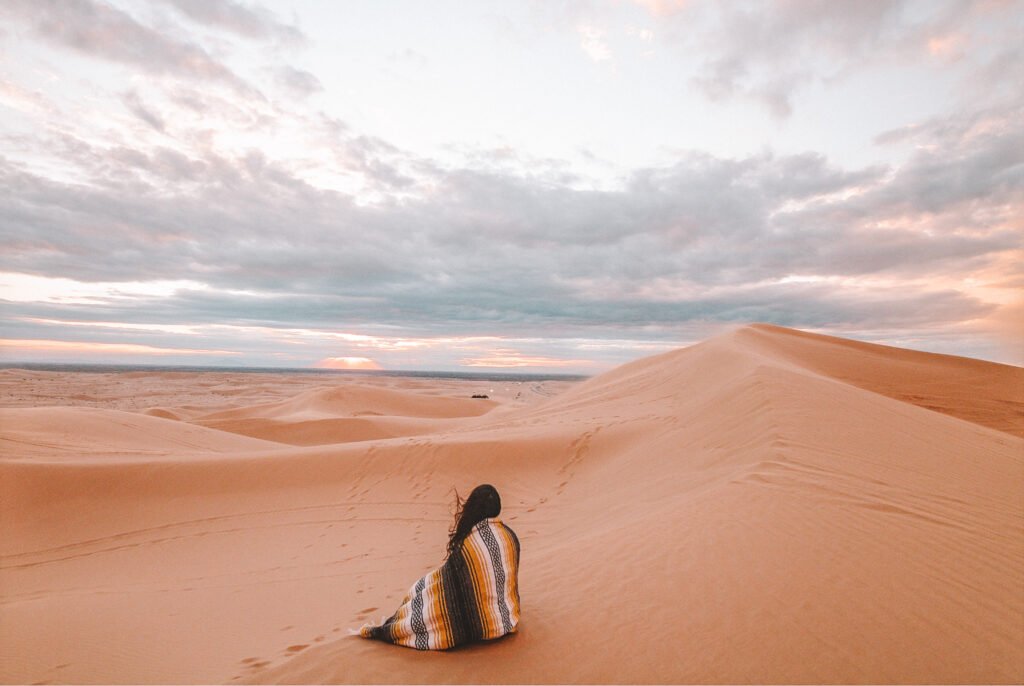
[360,484,520,650]
[359,517,521,650]
[448,518,521,642]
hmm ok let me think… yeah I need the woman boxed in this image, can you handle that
[359,484,521,650]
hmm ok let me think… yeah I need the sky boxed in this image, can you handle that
[0,0,1021,373]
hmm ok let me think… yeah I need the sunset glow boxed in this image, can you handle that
[0,339,241,357]
[461,352,597,369]
[316,356,383,371]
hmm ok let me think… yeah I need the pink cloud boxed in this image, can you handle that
[461,349,595,369]
[926,33,967,61]
[632,0,689,18]
[0,338,240,356]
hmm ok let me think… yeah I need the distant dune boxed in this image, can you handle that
[1,324,1021,684]
[193,383,498,446]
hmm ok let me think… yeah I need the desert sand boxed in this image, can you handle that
[1,324,1022,684]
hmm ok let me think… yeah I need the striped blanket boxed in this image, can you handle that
[359,518,520,650]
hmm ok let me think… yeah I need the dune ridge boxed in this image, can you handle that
[0,406,285,461]
[193,384,497,446]
[1,324,1021,684]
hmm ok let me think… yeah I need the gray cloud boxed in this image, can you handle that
[867,106,1024,220]
[681,0,906,116]
[652,0,1018,117]
[2,0,261,98]
[275,65,322,98]
[333,135,415,189]
[1,275,990,345]
[158,0,305,46]
[1,91,1018,350]
[121,90,167,132]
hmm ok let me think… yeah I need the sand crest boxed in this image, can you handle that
[1,324,1021,684]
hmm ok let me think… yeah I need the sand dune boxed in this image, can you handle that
[0,406,284,461]
[740,323,1024,437]
[197,384,497,422]
[196,415,472,446]
[1,325,1021,684]
[194,384,497,445]
[143,407,184,420]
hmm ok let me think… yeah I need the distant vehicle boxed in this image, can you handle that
[471,394,489,399]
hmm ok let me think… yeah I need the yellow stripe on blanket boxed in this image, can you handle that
[359,518,521,650]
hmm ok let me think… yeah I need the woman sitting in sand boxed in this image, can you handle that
[358,484,521,650]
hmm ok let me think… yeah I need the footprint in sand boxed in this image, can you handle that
[285,644,309,654]
[355,606,378,620]
[239,658,271,670]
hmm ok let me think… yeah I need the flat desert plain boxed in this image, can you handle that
[1,324,1022,684]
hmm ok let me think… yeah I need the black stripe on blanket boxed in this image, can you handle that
[441,552,479,645]
[411,577,427,650]
[478,521,513,634]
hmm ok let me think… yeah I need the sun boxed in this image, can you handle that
[315,356,383,370]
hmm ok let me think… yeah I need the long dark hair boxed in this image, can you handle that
[446,484,501,559]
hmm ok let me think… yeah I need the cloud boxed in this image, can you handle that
[2,0,261,98]
[460,350,596,368]
[2,92,1017,354]
[121,90,166,132]
[865,106,1024,220]
[641,0,1022,117]
[926,32,967,61]
[673,1,907,116]
[0,78,54,118]
[275,65,322,98]
[157,0,305,46]
[332,135,415,189]
[632,0,688,18]
[577,25,611,62]
[0,273,207,304]
[0,338,241,357]
[626,26,655,43]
